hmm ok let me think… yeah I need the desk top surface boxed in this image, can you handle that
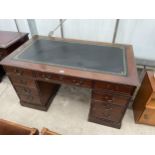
[0,31,28,48]
[0,36,139,86]
[13,39,127,76]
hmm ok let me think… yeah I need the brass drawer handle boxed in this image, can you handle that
[144,114,148,119]
[75,82,80,86]
[20,80,27,85]
[104,96,113,102]
[73,79,83,86]
[23,88,31,94]
[15,69,23,76]
[107,99,113,102]
[44,74,52,80]
[102,110,111,118]
[105,106,112,110]
[28,96,33,101]
[59,76,64,80]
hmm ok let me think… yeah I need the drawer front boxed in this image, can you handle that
[35,71,92,88]
[91,100,125,122]
[14,86,39,96]
[151,93,155,99]
[5,66,34,77]
[10,76,37,88]
[94,81,134,95]
[19,94,41,105]
[62,76,92,88]
[139,108,155,125]
[92,91,130,106]
[89,114,121,128]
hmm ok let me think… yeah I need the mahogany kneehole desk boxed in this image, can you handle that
[0,36,139,129]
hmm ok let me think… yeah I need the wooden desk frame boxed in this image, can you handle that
[0,36,139,129]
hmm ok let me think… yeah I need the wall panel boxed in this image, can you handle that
[15,19,30,33]
[35,19,61,37]
[116,19,155,60]
[63,19,116,42]
[0,19,17,31]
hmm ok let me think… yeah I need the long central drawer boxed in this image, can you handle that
[35,71,92,88]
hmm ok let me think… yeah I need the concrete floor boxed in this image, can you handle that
[0,76,155,134]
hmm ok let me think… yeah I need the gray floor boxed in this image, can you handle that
[0,76,155,135]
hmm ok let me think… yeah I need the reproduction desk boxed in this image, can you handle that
[0,31,29,82]
[0,36,139,129]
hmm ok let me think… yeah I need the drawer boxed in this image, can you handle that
[14,86,39,96]
[35,71,54,80]
[139,108,155,125]
[89,114,120,128]
[62,76,92,88]
[10,76,37,88]
[151,93,155,99]
[94,81,134,95]
[91,100,125,122]
[19,94,42,105]
[146,99,155,109]
[92,91,130,106]
[35,71,92,88]
[5,66,34,77]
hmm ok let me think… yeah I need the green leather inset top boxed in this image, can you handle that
[13,39,127,76]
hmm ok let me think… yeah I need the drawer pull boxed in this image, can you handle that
[59,76,64,80]
[102,112,111,118]
[43,74,52,79]
[20,80,27,85]
[105,106,112,110]
[101,108,112,118]
[45,75,52,80]
[28,96,33,101]
[107,99,113,102]
[75,83,80,86]
[15,69,23,76]
[23,88,31,94]
[72,79,83,86]
[144,114,148,119]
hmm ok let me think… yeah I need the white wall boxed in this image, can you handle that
[116,19,155,60]
[0,19,17,31]
[15,19,31,33]
[35,19,61,37]
[63,19,116,42]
